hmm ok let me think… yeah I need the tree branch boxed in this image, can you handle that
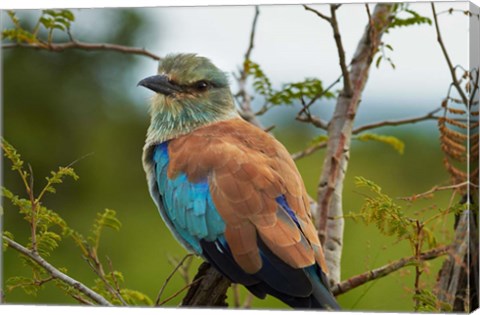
[291,141,328,160]
[431,3,469,107]
[399,181,472,201]
[332,245,450,296]
[3,236,112,306]
[352,107,442,134]
[181,262,231,306]
[3,41,161,61]
[237,6,263,128]
[329,5,353,96]
[316,4,394,284]
[303,5,332,23]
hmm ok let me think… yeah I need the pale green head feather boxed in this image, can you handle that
[144,53,238,144]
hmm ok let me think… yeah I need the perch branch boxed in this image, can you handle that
[332,245,450,296]
[3,236,112,306]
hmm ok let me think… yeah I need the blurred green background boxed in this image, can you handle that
[2,6,460,312]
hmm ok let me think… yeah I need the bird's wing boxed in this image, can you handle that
[167,118,328,275]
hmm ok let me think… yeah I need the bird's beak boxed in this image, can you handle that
[137,74,182,96]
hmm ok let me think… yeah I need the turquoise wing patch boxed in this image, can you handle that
[153,142,226,254]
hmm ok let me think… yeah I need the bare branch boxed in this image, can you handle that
[291,141,328,161]
[329,4,353,96]
[303,5,332,22]
[352,107,442,134]
[3,41,161,61]
[237,6,263,128]
[3,236,112,306]
[245,6,260,62]
[332,245,450,296]
[399,181,472,201]
[431,3,469,106]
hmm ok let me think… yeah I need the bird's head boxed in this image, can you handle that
[138,54,237,128]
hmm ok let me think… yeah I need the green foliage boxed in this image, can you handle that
[414,289,452,312]
[1,138,29,180]
[355,133,405,154]
[389,5,432,30]
[89,209,122,252]
[244,59,273,98]
[40,10,75,32]
[244,59,335,108]
[374,4,431,70]
[2,9,76,45]
[1,139,150,305]
[352,177,411,241]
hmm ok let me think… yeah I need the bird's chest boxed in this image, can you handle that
[151,142,225,254]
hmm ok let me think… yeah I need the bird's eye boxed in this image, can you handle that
[195,81,209,91]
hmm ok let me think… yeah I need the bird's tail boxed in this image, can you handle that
[305,266,341,310]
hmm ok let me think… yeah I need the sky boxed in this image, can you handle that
[117,1,472,123]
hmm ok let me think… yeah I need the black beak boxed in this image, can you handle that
[137,74,182,96]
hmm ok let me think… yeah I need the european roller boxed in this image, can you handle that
[139,53,340,310]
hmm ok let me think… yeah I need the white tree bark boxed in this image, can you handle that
[316,4,394,284]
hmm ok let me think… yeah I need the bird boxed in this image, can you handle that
[138,53,340,310]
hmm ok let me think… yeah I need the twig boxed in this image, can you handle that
[352,107,442,134]
[291,141,328,160]
[332,245,450,296]
[399,181,471,201]
[3,41,161,61]
[3,236,112,306]
[237,6,263,127]
[106,256,127,306]
[431,3,469,107]
[158,276,205,306]
[71,294,96,306]
[155,253,193,306]
[84,255,127,306]
[245,6,260,62]
[329,4,352,96]
[303,5,332,22]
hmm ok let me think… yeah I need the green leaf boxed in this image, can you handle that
[355,133,405,154]
[376,56,383,68]
[1,138,27,174]
[89,209,122,249]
